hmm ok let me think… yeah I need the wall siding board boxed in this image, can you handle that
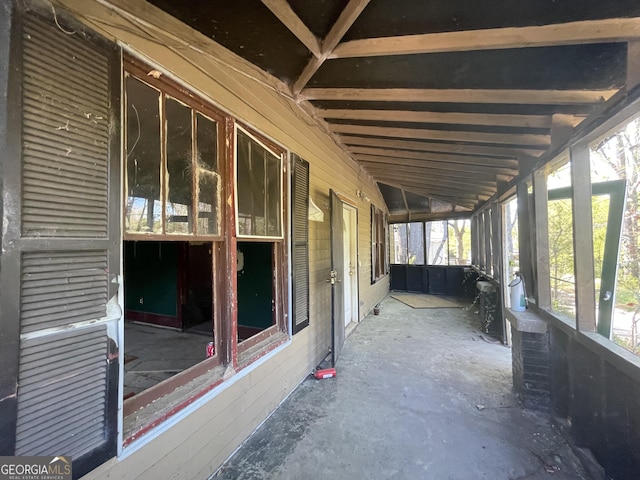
[42,1,390,478]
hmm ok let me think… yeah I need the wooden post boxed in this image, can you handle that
[484,210,492,274]
[570,144,596,332]
[533,170,552,310]
[491,202,501,281]
[517,182,534,301]
[628,41,640,91]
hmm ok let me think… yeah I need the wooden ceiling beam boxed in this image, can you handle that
[322,0,371,55]
[373,179,495,199]
[301,88,617,105]
[363,165,499,188]
[356,155,516,184]
[292,0,370,94]
[331,123,550,147]
[318,109,552,129]
[261,0,322,57]
[331,18,640,58]
[380,182,481,207]
[341,135,544,157]
[350,146,519,169]
[367,171,497,194]
[356,155,517,182]
[388,211,474,223]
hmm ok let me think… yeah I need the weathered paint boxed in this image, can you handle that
[31,0,391,478]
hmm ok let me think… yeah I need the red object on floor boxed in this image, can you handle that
[314,368,337,379]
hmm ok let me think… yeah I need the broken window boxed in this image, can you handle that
[235,126,287,351]
[125,74,222,237]
[121,58,289,442]
[122,60,227,441]
[236,128,282,238]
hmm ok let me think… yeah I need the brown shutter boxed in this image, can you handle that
[3,5,121,477]
[291,155,309,334]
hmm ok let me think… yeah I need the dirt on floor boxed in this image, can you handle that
[213,295,592,480]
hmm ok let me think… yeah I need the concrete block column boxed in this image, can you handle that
[507,310,551,411]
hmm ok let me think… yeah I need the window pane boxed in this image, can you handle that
[237,130,282,237]
[165,97,193,234]
[448,219,471,266]
[391,224,407,264]
[548,161,576,319]
[407,222,424,265]
[196,113,220,235]
[590,115,640,353]
[426,221,448,265]
[502,199,519,307]
[125,77,162,233]
[266,152,281,237]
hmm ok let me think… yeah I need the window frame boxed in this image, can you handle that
[371,205,388,283]
[120,56,290,446]
[390,219,472,267]
[234,125,285,241]
[123,57,226,241]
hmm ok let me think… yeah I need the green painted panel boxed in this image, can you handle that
[124,241,178,317]
[237,242,273,329]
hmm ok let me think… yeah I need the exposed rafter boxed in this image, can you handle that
[371,170,497,187]
[331,124,551,147]
[366,172,498,195]
[340,135,545,157]
[318,109,553,129]
[292,0,371,94]
[330,18,640,58]
[362,164,501,187]
[350,146,518,169]
[261,0,322,57]
[301,88,618,105]
[144,0,640,218]
[379,181,481,208]
[356,156,516,179]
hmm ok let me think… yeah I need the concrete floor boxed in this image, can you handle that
[212,295,590,480]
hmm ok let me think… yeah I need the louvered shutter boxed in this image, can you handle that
[6,6,121,477]
[291,155,309,334]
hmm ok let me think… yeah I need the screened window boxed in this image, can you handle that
[448,220,472,266]
[390,223,424,264]
[125,75,221,237]
[589,114,640,353]
[547,161,576,318]
[390,220,471,266]
[236,129,283,238]
[426,220,448,265]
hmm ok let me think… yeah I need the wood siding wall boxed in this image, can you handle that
[50,1,389,478]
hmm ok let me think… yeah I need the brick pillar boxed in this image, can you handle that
[508,311,550,411]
